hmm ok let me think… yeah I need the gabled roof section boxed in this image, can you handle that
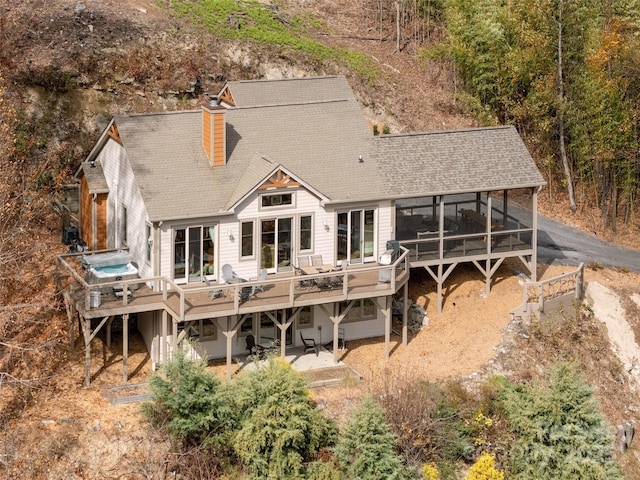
[373,126,546,198]
[259,168,301,190]
[220,75,356,107]
[228,163,329,212]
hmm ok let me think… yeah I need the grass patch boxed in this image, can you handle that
[166,0,378,80]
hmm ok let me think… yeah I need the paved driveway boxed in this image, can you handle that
[537,213,640,273]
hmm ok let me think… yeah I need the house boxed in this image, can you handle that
[59,76,545,385]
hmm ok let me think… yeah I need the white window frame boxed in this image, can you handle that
[259,192,296,211]
[298,214,313,253]
[240,220,256,259]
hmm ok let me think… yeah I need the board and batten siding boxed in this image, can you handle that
[98,139,150,275]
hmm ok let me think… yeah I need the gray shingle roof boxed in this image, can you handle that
[115,97,378,222]
[98,78,544,223]
[82,161,109,194]
[372,126,546,198]
[225,76,356,107]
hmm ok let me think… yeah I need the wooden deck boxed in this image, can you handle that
[62,257,410,321]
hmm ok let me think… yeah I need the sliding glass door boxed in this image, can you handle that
[173,225,216,283]
[337,208,376,264]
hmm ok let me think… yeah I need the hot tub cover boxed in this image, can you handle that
[82,251,132,268]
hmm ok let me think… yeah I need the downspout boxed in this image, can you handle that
[92,193,98,250]
[114,181,119,248]
[153,222,162,289]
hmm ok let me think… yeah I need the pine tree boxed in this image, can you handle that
[502,363,623,479]
[334,396,409,480]
[142,352,229,444]
[230,357,336,480]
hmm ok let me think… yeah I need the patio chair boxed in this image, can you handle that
[221,264,237,283]
[300,331,319,356]
[246,335,265,360]
[329,260,348,289]
[294,266,311,289]
[250,268,268,296]
[310,254,323,266]
[297,255,311,268]
[204,277,224,299]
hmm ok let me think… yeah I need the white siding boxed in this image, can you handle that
[98,140,151,276]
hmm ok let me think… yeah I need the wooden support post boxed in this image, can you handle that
[171,317,178,360]
[106,317,113,349]
[162,310,168,365]
[215,315,244,380]
[81,316,91,387]
[384,296,391,359]
[402,282,408,346]
[122,313,129,382]
[63,291,75,351]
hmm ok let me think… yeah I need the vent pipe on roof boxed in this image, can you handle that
[202,103,227,167]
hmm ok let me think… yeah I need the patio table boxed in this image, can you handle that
[300,265,336,275]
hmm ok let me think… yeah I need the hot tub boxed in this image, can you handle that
[83,251,139,294]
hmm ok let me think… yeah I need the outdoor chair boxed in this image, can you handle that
[300,331,319,356]
[250,268,268,296]
[294,266,311,288]
[204,277,224,299]
[310,254,323,266]
[297,255,311,268]
[246,334,265,360]
[221,264,237,283]
[329,260,348,289]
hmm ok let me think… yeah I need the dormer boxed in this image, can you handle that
[202,103,226,167]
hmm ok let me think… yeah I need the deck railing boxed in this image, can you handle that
[57,247,410,319]
[520,263,584,311]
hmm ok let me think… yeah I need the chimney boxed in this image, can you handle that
[202,103,226,167]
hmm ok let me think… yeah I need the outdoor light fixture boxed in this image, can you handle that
[227,229,234,240]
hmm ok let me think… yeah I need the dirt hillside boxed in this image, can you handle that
[2,0,640,478]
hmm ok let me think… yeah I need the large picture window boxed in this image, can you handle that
[178,319,217,341]
[340,299,376,323]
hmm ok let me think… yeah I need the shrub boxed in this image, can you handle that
[466,451,504,480]
[229,357,336,479]
[334,396,409,480]
[141,353,229,445]
[375,373,468,466]
[501,363,623,479]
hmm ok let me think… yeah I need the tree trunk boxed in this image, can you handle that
[557,0,577,213]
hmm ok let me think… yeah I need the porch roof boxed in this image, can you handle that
[372,126,546,198]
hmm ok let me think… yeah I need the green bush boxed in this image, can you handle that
[334,396,409,480]
[142,353,230,445]
[229,357,336,479]
[501,363,623,479]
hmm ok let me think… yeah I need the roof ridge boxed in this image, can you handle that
[232,98,352,110]
[374,125,514,139]
[116,109,198,120]
[234,75,339,84]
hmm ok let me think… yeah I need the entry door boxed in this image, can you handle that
[173,225,216,284]
[337,209,375,264]
[260,217,293,273]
